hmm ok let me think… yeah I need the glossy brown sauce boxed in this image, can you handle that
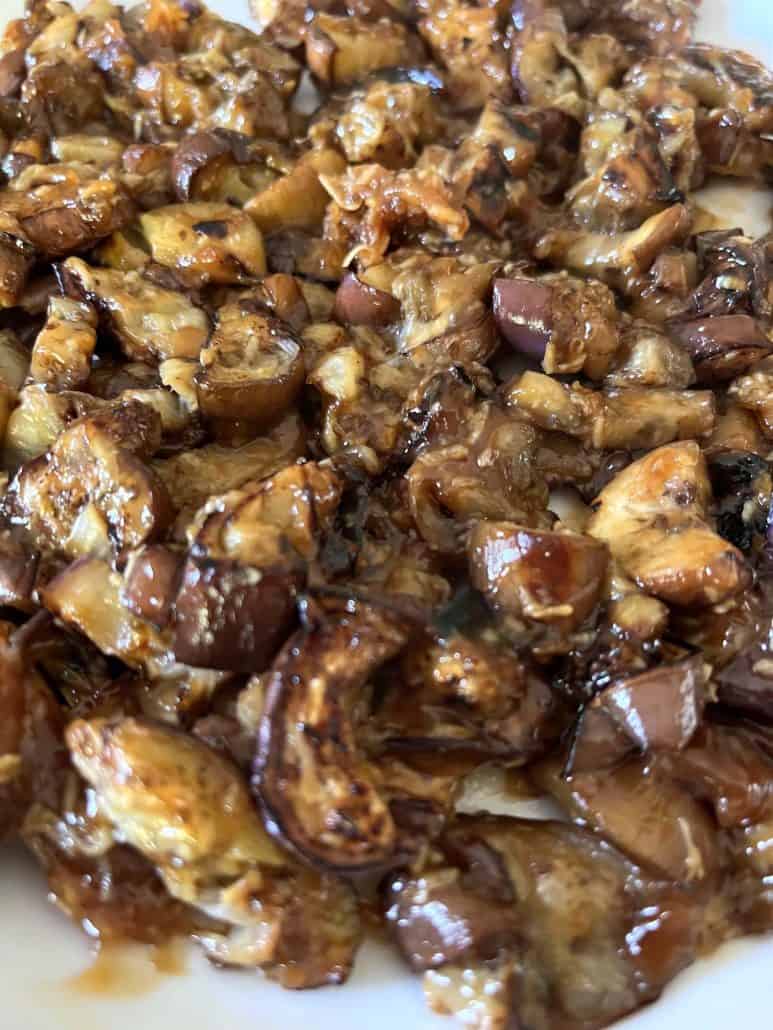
[67,938,187,998]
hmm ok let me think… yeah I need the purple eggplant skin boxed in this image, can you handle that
[171,557,301,673]
[492,278,553,361]
[717,646,773,723]
[670,314,772,382]
[121,545,184,630]
[594,655,708,753]
[334,273,401,327]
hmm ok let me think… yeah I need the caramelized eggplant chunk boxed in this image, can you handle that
[389,815,709,1029]
[511,8,627,117]
[419,1,510,109]
[374,634,560,759]
[716,636,773,723]
[321,165,468,269]
[0,523,39,611]
[171,556,301,673]
[587,441,750,607]
[728,360,773,441]
[730,814,773,933]
[568,126,682,232]
[306,14,423,88]
[0,622,37,835]
[708,449,772,553]
[332,80,440,169]
[43,558,166,666]
[468,521,608,635]
[66,717,360,987]
[28,296,97,390]
[406,410,551,554]
[11,178,135,259]
[587,0,696,55]
[61,258,210,363]
[152,410,305,516]
[0,48,26,99]
[536,756,719,882]
[589,654,709,755]
[0,213,35,308]
[121,544,184,630]
[7,404,172,562]
[246,149,346,234]
[334,273,401,327]
[192,461,342,564]
[139,203,266,287]
[3,385,72,468]
[26,842,213,946]
[605,321,695,389]
[195,302,304,434]
[385,836,518,971]
[493,274,620,380]
[506,370,715,451]
[671,314,773,383]
[663,721,773,828]
[254,601,412,872]
[565,705,636,775]
[171,130,239,203]
[535,204,692,294]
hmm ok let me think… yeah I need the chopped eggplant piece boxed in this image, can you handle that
[61,258,210,362]
[468,521,608,633]
[152,410,305,515]
[306,14,423,88]
[671,314,773,383]
[65,717,360,986]
[493,274,620,380]
[192,460,342,564]
[334,273,401,327]
[536,757,719,882]
[389,814,711,1029]
[254,601,412,871]
[663,722,773,827]
[121,544,184,630]
[3,385,71,468]
[591,654,708,753]
[717,641,773,723]
[43,558,166,666]
[588,441,751,607]
[246,148,346,234]
[29,296,97,390]
[535,205,692,293]
[374,634,561,759]
[195,302,304,433]
[14,178,135,259]
[0,213,35,308]
[506,370,715,451]
[171,131,237,203]
[139,203,266,286]
[7,405,173,561]
[171,556,301,672]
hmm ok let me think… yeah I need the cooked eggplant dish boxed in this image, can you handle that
[1,0,773,1025]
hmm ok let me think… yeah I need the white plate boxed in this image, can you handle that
[2,2,772,1028]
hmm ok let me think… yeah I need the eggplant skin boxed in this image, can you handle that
[171,557,301,673]
[254,602,412,873]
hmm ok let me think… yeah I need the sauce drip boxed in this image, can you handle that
[67,938,187,998]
